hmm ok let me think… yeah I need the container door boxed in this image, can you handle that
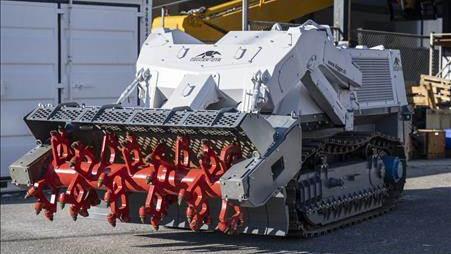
[60,4,139,106]
[1,1,59,177]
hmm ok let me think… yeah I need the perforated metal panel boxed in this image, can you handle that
[183,111,218,127]
[165,111,187,125]
[49,108,84,121]
[353,58,394,103]
[79,109,98,122]
[26,105,246,129]
[24,104,258,163]
[130,110,170,125]
[214,112,241,127]
[28,108,53,120]
[94,109,133,123]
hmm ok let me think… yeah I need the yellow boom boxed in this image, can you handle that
[152,0,333,41]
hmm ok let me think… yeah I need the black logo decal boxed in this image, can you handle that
[328,60,346,75]
[393,57,402,71]
[190,51,222,62]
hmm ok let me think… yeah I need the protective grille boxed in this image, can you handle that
[24,105,259,163]
[28,108,53,120]
[130,110,170,125]
[183,111,218,126]
[49,108,83,121]
[26,106,246,129]
[354,29,437,85]
[95,109,133,123]
[166,111,187,125]
[79,109,97,122]
[214,113,241,127]
[353,58,394,103]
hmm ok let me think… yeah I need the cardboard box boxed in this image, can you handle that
[411,129,446,159]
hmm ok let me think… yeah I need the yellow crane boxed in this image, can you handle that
[152,0,333,41]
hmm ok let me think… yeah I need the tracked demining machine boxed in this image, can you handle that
[10,21,410,237]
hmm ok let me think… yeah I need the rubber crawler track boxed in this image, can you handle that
[287,132,406,238]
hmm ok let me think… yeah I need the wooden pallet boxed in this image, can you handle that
[408,75,451,109]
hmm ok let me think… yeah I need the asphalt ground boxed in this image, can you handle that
[1,159,450,254]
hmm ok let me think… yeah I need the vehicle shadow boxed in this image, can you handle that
[0,190,33,205]
[133,187,451,254]
[406,159,451,178]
